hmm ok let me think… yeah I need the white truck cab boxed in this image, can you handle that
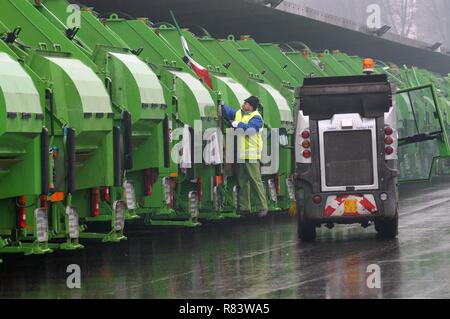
[294,74,399,241]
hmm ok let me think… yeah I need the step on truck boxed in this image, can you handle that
[294,74,400,241]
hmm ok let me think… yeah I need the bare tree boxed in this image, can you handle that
[285,0,450,46]
[292,0,418,38]
[416,0,450,48]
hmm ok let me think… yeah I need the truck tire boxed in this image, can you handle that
[297,204,316,242]
[375,211,398,239]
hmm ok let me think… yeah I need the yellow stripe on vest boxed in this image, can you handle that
[234,110,264,160]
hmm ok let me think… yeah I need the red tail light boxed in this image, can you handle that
[301,130,312,160]
[198,177,203,202]
[102,187,110,203]
[302,140,311,149]
[384,126,396,158]
[276,175,281,194]
[385,146,394,155]
[313,195,322,205]
[145,170,153,196]
[301,131,310,139]
[17,196,27,229]
[91,188,100,217]
[145,179,153,196]
[385,127,393,136]
[385,136,394,145]
[40,194,48,210]
[170,178,175,209]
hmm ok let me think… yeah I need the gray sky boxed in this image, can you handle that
[277,0,449,48]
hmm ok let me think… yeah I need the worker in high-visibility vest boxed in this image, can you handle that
[223,96,269,217]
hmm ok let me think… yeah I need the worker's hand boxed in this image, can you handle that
[232,121,240,128]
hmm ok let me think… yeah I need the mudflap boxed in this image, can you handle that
[24,208,54,256]
[286,178,298,217]
[102,200,127,243]
[122,181,140,221]
[266,179,282,213]
[216,185,240,219]
[139,180,201,227]
[146,206,201,227]
[60,205,84,251]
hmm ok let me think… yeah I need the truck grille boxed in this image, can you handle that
[323,130,374,187]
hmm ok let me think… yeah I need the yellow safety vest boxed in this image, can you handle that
[234,110,264,160]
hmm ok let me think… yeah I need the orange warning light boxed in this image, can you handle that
[363,58,375,74]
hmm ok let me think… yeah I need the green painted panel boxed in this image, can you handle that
[109,52,166,106]
[170,71,216,118]
[45,56,111,114]
[215,76,251,105]
[257,82,292,123]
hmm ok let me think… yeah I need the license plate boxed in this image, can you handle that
[344,199,358,215]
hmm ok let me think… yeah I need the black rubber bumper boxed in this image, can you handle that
[302,191,398,224]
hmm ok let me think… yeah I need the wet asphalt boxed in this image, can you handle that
[1,178,450,299]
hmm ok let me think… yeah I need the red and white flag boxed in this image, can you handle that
[180,35,214,90]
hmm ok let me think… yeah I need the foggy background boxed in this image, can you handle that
[260,0,450,48]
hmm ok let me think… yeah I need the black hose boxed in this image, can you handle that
[113,126,122,186]
[163,115,171,168]
[122,111,133,170]
[46,89,55,137]
[66,128,76,194]
[189,126,196,177]
[41,128,50,195]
